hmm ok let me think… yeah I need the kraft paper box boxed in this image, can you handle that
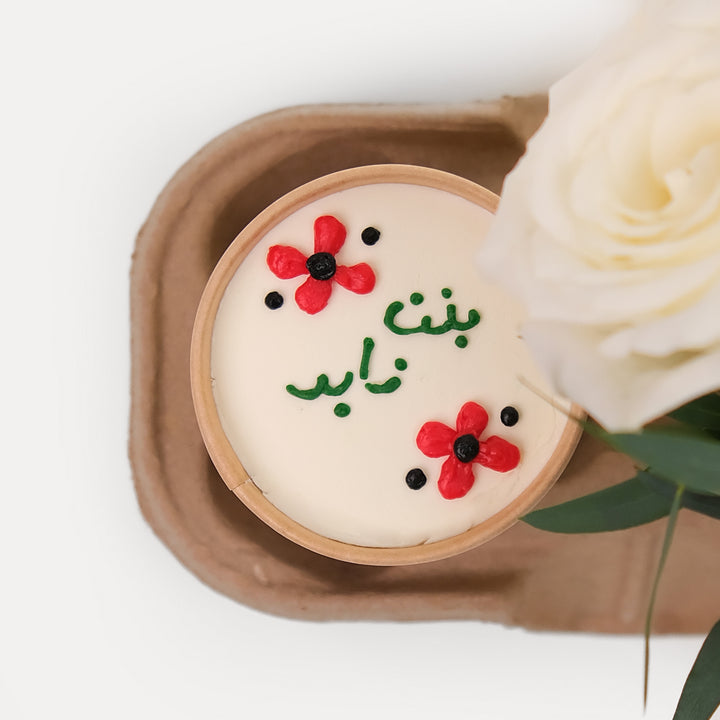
[129,97,720,631]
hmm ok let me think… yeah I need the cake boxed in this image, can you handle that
[191,165,581,564]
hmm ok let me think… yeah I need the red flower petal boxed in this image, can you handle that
[295,276,333,314]
[334,263,376,295]
[313,215,346,255]
[477,436,520,473]
[267,245,308,279]
[455,401,489,437]
[438,456,476,499]
[416,422,456,458]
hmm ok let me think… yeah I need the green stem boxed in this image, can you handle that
[644,484,684,708]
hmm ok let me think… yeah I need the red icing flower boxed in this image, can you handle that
[416,402,520,500]
[266,215,376,314]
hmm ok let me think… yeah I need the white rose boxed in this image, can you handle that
[479,0,720,432]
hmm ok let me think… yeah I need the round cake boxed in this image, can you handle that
[191,165,581,564]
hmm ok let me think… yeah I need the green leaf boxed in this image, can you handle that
[592,426,720,496]
[644,484,683,707]
[682,492,720,522]
[673,619,720,720]
[670,392,720,435]
[523,472,673,533]
[640,473,720,521]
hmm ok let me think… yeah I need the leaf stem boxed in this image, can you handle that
[644,484,684,708]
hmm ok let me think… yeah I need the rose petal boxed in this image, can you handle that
[523,319,720,431]
[267,245,308,279]
[600,280,720,358]
[416,422,456,458]
[661,0,720,27]
[313,215,346,255]
[455,402,489,437]
[437,456,475,500]
[477,436,520,473]
[334,263,376,294]
[651,79,720,181]
[295,276,333,315]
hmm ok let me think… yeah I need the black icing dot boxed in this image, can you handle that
[264,291,284,309]
[306,252,336,280]
[405,468,427,490]
[453,434,480,463]
[361,226,381,245]
[501,406,519,427]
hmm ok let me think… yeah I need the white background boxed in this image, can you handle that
[1,1,710,718]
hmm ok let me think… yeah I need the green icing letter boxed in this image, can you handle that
[334,403,351,417]
[359,337,375,381]
[365,377,402,395]
[286,371,354,400]
[384,298,481,337]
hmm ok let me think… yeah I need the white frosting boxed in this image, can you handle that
[211,182,572,547]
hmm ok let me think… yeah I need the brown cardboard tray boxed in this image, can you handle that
[129,97,720,631]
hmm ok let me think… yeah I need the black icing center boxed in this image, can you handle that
[501,406,519,427]
[306,252,336,280]
[453,434,480,463]
[405,468,427,490]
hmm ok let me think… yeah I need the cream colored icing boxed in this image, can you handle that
[211,182,572,547]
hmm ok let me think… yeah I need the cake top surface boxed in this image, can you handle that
[208,172,575,552]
